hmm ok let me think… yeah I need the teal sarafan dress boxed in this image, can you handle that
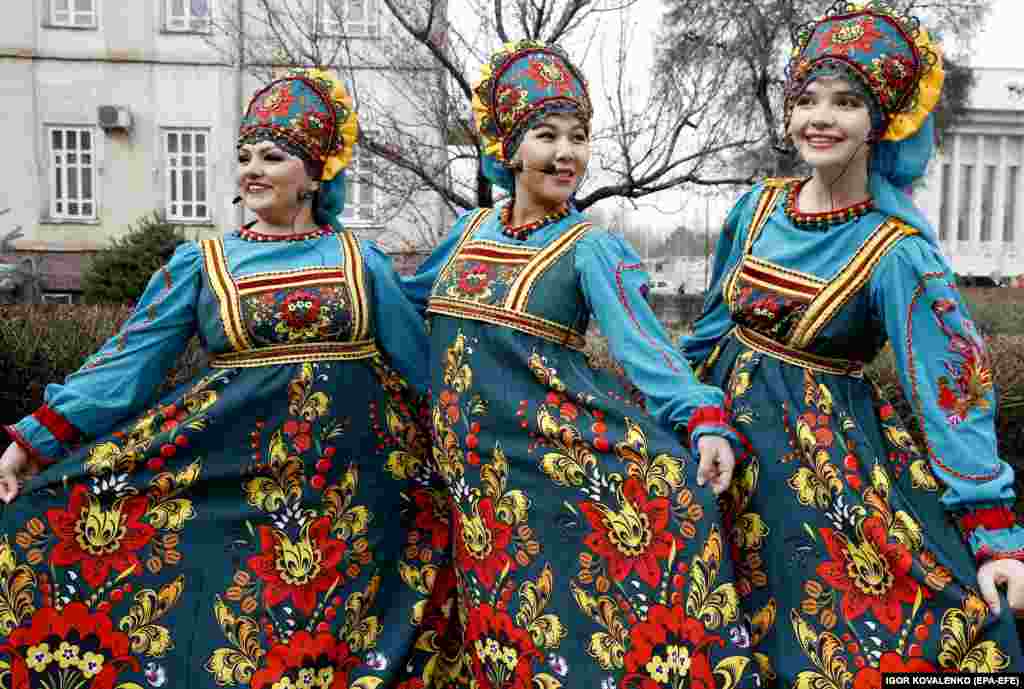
[683,178,1024,685]
[0,229,455,689]
[402,206,761,689]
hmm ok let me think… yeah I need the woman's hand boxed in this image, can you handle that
[977,558,1024,616]
[0,442,42,503]
[696,435,735,495]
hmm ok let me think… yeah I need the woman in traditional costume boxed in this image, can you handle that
[683,2,1024,683]
[0,69,454,689]
[402,40,761,689]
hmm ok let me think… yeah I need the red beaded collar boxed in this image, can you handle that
[236,224,333,242]
[784,179,874,229]
[500,203,571,241]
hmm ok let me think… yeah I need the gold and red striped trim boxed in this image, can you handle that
[436,209,493,282]
[789,218,917,349]
[457,241,537,265]
[201,238,253,352]
[428,297,587,350]
[339,231,370,341]
[738,257,824,303]
[735,326,864,377]
[725,186,785,309]
[506,222,591,311]
[210,340,379,368]
[237,269,347,295]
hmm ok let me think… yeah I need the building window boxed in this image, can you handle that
[341,143,378,225]
[1006,166,1019,243]
[165,129,211,222]
[166,0,211,32]
[49,127,98,220]
[321,0,379,37]
[42,293,74,305]
[957,164,973,242]
[981,164,996,242]
[50,0,97,27]
[938,163,951,241]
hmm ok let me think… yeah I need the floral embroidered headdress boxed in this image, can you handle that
[472,40,592,189]
[239,68,359,184]
[784,1,943,143]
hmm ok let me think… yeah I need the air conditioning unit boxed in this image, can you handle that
[97,105,133,131]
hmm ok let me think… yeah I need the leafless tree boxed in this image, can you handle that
[211,0,766,250]
[657,0,992,179]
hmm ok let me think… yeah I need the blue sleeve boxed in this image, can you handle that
[5,242,202,462]
[361,240,431,396]
[575,230,737,449]
[399,211,478,316]
[681,186,759,372]
[871,238,1024,563]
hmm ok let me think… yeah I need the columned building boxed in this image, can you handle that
[916,67,1024,281]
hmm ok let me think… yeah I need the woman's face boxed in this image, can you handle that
[237,140,315,223]
[512,113,590,209]
[788,76,873,178]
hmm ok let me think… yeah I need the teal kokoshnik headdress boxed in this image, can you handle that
[785,1,946,245]
[238,68,359,230]
[472,40,592,191]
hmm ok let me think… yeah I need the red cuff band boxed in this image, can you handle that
[958,507,1018,534]
[975,547,1024,566]
[32,405,81,445]
[2,425,57,469]
[686,405,730,439]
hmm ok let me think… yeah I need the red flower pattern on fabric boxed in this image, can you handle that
[458,263,495,296]
[817,517,923,633]
[525,56,575,95]
[466,603,541,689]
[851,652,939,689]
[280,290,323,330]
[817,16,886,57]
[580,477,675,588]
[456,498,514,588]
[252,83,297,120]
[251,631,359,689]
[621,605,723,689]
[247,516,347,616]
[46,484,156,588]
[2,602,138,689]
[411,487,452,551]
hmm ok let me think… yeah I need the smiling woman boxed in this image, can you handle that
[684,1,1024,683]
[0,69,458,689]
[400,39,761,688]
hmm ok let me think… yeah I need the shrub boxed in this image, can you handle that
[0,303,205,425]
[80,213,188,304]
[962,287,1024,336]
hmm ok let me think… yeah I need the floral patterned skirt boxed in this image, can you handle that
[703,336,1024,687]
[427,318,760,689]
[0,356,455,689]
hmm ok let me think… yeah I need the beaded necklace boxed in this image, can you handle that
[236,224,332,242]
[500,203,571,241]
[784,179,874,229]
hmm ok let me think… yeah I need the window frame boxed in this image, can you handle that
[341,139,380,227]
[48,0,99,29]
[47,125,101,223]
[164,0,213,33]
[42,293,75,305]
[319,0,380,39]
[163,127,213,224]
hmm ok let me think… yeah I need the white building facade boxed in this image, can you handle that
[0,0,445,299]
[916,67,1024,281]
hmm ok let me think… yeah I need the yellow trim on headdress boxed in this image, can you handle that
[882,25,943,142]
[471,43,510,164]
[301,68,359,181]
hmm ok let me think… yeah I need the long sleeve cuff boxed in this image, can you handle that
[683,405,742,457]
[3,404,82,466]
[956,503,1024,564]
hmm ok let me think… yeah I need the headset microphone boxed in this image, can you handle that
[510,160,558,175]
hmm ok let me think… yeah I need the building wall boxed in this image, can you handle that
[0,0,446,294]
[916,68,1024,280]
